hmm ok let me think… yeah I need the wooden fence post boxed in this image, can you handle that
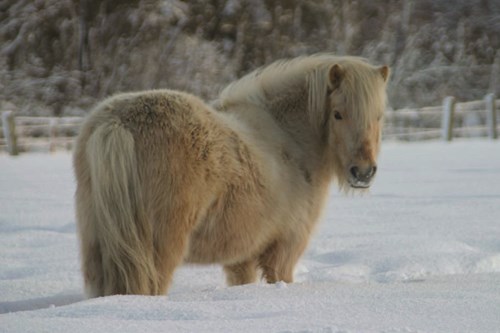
[441,96,456,141]
[49,118,58,152]
[485,93,497,139]
[2,111,19,156]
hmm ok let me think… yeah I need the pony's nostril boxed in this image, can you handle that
[350,166,359,178]
[351,165,376,181]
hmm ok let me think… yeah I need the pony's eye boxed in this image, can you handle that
[334,111,343,120]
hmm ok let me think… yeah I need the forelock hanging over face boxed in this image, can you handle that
[338,63,386,129]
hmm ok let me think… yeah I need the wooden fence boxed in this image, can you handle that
[384,93,498,141]
[0,94,498,155]
[0,113,82,155]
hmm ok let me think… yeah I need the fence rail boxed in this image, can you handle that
[383,93,498,141]
[1,94,498,155]
[0,114,82,154]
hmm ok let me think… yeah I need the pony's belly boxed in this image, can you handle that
[184,220,268,265]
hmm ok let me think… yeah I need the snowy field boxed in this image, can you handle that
[1,140,500,333]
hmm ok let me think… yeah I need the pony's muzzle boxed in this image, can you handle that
[349,165,377,188]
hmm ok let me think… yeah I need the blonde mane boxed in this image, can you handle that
[217,54,386,129]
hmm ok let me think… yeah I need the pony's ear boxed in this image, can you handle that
[328,64,344,91]
[379,65,390,82]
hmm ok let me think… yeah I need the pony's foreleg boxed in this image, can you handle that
[258,234,309,284]
[223,258,258,286]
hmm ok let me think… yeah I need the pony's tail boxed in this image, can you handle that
[85,121,158,296]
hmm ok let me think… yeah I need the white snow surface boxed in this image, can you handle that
[1,140,500,333]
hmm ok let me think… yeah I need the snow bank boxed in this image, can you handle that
[1,140,499,332]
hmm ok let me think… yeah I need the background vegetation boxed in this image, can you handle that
[1,0,499,116]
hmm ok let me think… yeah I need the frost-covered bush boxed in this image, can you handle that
[0,0,498,115]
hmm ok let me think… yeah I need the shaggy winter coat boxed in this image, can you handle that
[73,54,390,297]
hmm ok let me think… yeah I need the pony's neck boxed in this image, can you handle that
[264,83,316,145]
[262,82,333,181]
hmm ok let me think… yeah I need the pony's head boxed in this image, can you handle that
[309,58,390,190]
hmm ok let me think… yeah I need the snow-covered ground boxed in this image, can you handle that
[1,140,499,333]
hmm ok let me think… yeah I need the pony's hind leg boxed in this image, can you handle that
[81,241,104,297]
[76,184,105,297]
[224,258,258,286]
[153,223,191,294]
[258,234,309,284]
[151,199,205,295]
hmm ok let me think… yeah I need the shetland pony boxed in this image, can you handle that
[73,54,390,297]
